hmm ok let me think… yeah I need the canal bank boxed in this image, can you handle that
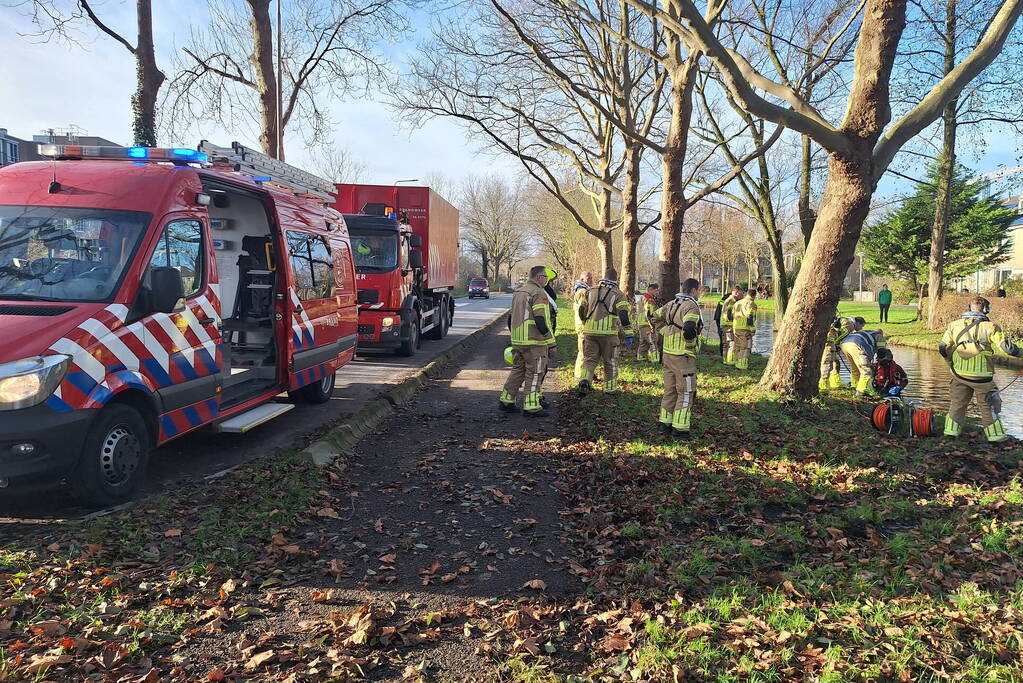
[697,307,1023,438]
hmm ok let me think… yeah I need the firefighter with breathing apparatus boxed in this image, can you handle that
[499,265,556,416]
[716,286,742,365]
[572,271,593,380]
[577,268,634,393]
[635,283,660,362]
[939,296,1020,442]
[729,288,757,370]
[819,317,853,392]
[652,278,704,439]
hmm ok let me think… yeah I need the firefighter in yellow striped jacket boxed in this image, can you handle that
[635,283,660,362]
[499,265,556,416]
[652,278,703,439]
[719,286,742,365]
[729,289,757,370]
[577,268,634,392]
[939,297,1020,442]
[819,317,854,391]
[572,271,594,379]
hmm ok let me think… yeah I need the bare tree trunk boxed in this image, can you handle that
[480,248,490,280]
[596,230,614,276]
[761,0,906,397]
[246,0,281,159]
[659,59,697,297]
[767,238,789,318]
[620,143,642,296]
[798,134,817,249]
[597,185,615,275]
[926,0,959,329]
[131,0,164,146]
[762,150,876,395]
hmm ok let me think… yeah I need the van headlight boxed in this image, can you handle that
[0,355,71,410]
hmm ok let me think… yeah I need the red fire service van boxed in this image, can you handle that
[331,184,458,356]
[0,141,358,504]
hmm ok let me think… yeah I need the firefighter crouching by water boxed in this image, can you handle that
[729,288,757,370]
[940,297,1020,442]
[578,269,634,393]
[499,265,556,416]
[652,278,704,439]
[840,318,887,396]
[572,271,594,380]
[635,283,660,362]
[819,317,854,392]
[717,286,742,365]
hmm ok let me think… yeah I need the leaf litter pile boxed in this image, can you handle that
[1,328,1023,681]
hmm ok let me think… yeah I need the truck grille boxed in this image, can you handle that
[358,325,375,335]
[357,289,378,304]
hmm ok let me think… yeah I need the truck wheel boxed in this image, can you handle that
[398,319,420,357]
[291,368,336,404]
[426,299,448,340]
[69,404,150,507]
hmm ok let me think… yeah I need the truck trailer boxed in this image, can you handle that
[332,185,459,356]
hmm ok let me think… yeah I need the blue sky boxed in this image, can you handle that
[2,2,1020,204]
[0,1,518,187]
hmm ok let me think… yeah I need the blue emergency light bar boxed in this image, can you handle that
[38,144,209,164]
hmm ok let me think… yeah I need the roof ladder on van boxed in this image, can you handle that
[196,141,335,200]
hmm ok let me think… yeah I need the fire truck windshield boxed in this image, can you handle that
[351,231,398,272]
[0,206,151,302]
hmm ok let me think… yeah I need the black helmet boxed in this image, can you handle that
[875,348,893,363]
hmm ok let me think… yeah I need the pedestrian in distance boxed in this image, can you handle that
[729,288,757,370]
[878,283,893,323]
[635,283,660,362]
[652,278,703,440]
[499,265,556,417]
[572,271,594,380]
[577,268,634,393]
[997,286,1007,298]
[940,296,1020,442]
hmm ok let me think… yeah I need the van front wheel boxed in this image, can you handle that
[70,404,150,507]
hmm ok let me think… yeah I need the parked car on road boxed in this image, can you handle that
[468,278,490,299]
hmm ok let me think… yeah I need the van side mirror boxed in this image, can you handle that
[409,250,424,270]
[409,235,423,248]
[150,267,184,313]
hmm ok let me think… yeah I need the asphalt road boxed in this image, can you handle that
[0,294,510,521]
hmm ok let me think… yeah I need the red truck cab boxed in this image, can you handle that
[0,142,358,505]
[332,185,459,356]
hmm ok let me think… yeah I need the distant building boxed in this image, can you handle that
[0,126,123,166]
[0,129,29,166]
[952,192,1023,293]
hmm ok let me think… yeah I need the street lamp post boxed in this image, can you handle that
[394,179,420,185]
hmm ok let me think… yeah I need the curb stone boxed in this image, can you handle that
[299,309,510,467]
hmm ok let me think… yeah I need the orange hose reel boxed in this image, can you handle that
[871,401,934,437]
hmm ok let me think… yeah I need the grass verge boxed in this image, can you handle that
[508,309,1023,680]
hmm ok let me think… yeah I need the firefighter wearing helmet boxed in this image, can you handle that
[499,265,556,416]
[577,268,633,393]
[651,278,704,439]
[939,296,1020,442]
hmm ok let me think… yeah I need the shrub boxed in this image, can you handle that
[930,294,1023,337]
[985,275,1023,299]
